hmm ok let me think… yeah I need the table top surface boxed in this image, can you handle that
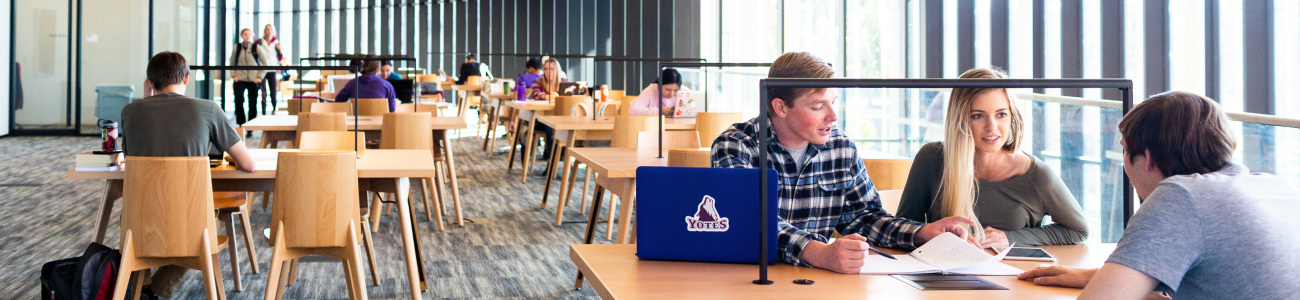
[572,243,1115,300]
[568,147,706,178]
[501,100,556,110]
[537,116,697,131]
[241,115,469,131]
[451,85,482,91]
[487,93,515,100]
[67,149,436,180]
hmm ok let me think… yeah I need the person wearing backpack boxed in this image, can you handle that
[229,28,270,126]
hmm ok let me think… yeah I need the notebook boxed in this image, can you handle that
[635,166,779,264]
[857,232,1024,276]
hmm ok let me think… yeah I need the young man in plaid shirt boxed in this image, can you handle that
[711,52,978,274]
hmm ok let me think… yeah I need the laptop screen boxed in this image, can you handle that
[635,166,779,264]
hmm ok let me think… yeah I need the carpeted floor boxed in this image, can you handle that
[0,131,612,299]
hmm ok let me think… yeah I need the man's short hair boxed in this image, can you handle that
[146,52,189,88]
[525,58,542,70]
[466,53,476,61]
[361,60,381,75]
[1118,91,1236,176]
[767,52,835,113]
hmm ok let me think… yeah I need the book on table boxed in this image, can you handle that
[75,152,122,171]
[857,232,1024,276]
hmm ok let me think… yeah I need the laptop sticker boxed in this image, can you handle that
[685,195,730,232]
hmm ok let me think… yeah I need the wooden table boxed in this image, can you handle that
[241,115,469,227]
[68,149,439,300]
[571,243,1116,299]
[568,148,680,244]
[535,116,697,226]
[451,85,482,118]
[500,100,556,182]
[477,93,518,155]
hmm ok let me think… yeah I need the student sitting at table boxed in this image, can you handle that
[520,57,564,161]
[456,53,482,85]
[712,52,979,274]
[1017,91,1300,299]
[333,60,398,112]
[514,58,544,101]
[895,68,1087,249]
[381,60,403,80]
[120,51,256,299]
[629,68,694,116]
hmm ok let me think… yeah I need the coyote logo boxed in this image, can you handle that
[685,195,729,232]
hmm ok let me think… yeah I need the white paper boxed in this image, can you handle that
[859,255,939,275]
[910,232,993,270]
[857,232,1026,276]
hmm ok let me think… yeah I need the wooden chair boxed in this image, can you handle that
[264,151,370,300]
[212,127,259,291]
[695,112,742,149]
[862,158,914,191]
[551,116,658,228]
[295,131,379,287]
[457,76,484,117]
[110,157,228,300]
[668,148,712,168]
[395,103,442,116]
[636,131,702,149]
[380,112,454,229]
[286,98,304,115]
[357,98,391,116]
[618,95,638,116]
[292,112,347,149]
[311,102,354,114]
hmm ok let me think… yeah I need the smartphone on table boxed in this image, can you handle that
[1003,247,1056,262]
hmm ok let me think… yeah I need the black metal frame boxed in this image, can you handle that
[752,78,1134,285]
[653,62,772,158]
[297,55,432,112]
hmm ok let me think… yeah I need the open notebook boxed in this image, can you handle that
[857,232,1024,276]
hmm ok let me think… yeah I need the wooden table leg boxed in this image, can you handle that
[392,178,425,299]
[442,133,465,226]
[574,185,606,289]
[614,180,637,244]
[520,116,538,182]
[540,142,563,207]
[93,180,124,244]
[551,147,574,210]
[481,103,496,151]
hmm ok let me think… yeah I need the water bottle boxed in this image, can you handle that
[99,119,120,153]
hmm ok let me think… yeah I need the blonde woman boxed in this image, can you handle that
[256,24,283,114]
[895,68,1088,249]
[528,57,566,100]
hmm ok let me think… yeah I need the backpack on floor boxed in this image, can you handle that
[40,242,122,300]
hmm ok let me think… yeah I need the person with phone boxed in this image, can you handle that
[894,68,1088,249]
[629,68,693,116]
[1018,91,1300,299]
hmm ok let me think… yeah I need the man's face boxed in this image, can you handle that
[381,65,392,75]
[775,90,839,146]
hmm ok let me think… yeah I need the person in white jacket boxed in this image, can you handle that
[229,28,270,125]
[256,24,283,115]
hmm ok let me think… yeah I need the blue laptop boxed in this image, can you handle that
[635,166,779,264]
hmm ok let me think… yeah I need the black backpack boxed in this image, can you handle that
[40,242,122,300]
[233,42,263,66]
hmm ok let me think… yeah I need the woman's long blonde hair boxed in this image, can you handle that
[536,57,563,97]
[938,67,1024,241]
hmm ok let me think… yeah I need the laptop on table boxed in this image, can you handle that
[635,166,778,264]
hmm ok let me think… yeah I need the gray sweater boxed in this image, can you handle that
[895,142,1088,246]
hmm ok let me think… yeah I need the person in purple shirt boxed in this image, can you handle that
[514,58,543,100]
[334,60,398,112]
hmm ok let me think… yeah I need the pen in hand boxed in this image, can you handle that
[868,247,897,260]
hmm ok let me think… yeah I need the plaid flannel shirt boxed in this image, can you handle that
[711,118,926,266]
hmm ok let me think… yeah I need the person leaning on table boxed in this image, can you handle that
[895,67,1088,249]
[121,51,257,299]
[1018,91,1300,299]
[628,67,694,116]
[711,51,980,274]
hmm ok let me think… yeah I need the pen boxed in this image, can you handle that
[868,247,897,260]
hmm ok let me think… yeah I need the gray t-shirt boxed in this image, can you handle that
[783,144,809,171]
[1106,163,1300,299]
[120,93,241,157]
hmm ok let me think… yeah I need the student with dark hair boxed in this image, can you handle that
[629,67,694,116]
[123,51,256,299]
[334,60,398,112]
[229,28,271,125]
[456,53,481,85]
[513,58,544,101]
[711,52,978,274]
[1018,91,1300,299]
[381,60,404,80]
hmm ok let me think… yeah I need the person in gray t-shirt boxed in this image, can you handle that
[1018,91,1300,299]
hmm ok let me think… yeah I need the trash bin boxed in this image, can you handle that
[95,85,136,123]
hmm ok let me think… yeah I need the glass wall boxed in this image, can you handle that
[12,0,75,133]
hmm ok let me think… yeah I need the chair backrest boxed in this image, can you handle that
[121,156,219,257]
[862,158,913,191]
[553,95,591,116]
[571,103,592,117]
[380,112,433,150]
[878,190,904,214]
[636,131,701,149]
[416,74,441,83]
[618,95,638,116]
[311,102,353,114]
[298,131,366,157]
[606,90,626,102]
[394,103,442,116]
[271,151,360,248]
[597,102,619,117]
[611,116,660,148]
[695,112,743,149]
[667,148,711,168]
[465,75,484,86]
[357,98,390,116]
[296,112,347,143]
[287,98,303,115]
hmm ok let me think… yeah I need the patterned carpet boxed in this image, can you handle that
[0,132,610,299]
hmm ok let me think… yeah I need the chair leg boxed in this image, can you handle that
[198,230,221,300]
[368,192,382,232]
[417,178,433,222]
[221,212,243,291]
[238,205,260,274]
[427,178,446,231]
[432,164,448,216]
[506,124,523,173]
[261,192,271,210]
[555,160,581,226]
[212,253,228,300]
[360,220,380,286]
[606,195,618,241]
[579,168,594,214]
[287,258,299,286]
[342,261,358,300]
[110,232,136,300]
[346,222,369,300]
[129,270,146,300]
[264,226,286,300]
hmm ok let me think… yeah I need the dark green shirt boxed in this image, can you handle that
[120,93,241,157]
[896,142,1088,246]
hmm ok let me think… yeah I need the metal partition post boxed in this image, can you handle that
[752,78,1133,285]
[657,62,772,158]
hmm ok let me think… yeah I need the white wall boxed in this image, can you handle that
[1,0,11,136]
